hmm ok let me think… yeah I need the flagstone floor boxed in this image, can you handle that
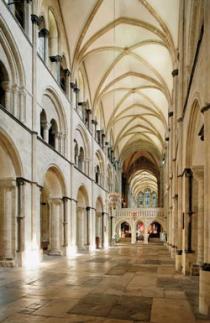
[0,242,210,323]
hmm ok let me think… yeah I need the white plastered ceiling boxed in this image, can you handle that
[60,0,179,161]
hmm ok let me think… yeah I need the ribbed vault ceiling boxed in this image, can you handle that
[60,0,179,162]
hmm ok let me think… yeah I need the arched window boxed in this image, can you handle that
[74,140,78,165]
[40,109,47,140]
[138,192,144,207]
[0,61,9,108]
[145,190,150,208]
[49,119,58,148]
[95,165,100,184]
[152,192,157,208]
[48,10,58,58]
[78,147,84,171]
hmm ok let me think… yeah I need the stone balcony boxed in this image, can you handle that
[113,208,166,244]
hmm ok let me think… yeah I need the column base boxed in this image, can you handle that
[191,263,200,276]
[199,264,210,315]
[0,259,15,267]
[175,250,182,272]
[170,246,176,259]
[182,250,195,275]
[48,249,62,256]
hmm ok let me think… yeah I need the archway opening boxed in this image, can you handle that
[76,186,89,250]
[40,167,64,255]
[119,221,131,243]
[148,221,162,242]
[0,132,22,264]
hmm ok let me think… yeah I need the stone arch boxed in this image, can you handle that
[147,221,164,242]
[40,165,66,255]
[95,150,105,186]
[74,124,91,175]
[0,129,23,265]
[114,217,132,241]
[76,185,89,249]
[186,99,204,167]
[0,127,23,177]
[42,88,67,154]
[95,196,104,248]
[0,16,26,119]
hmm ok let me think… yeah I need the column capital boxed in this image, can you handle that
[201,103,210,113]
[172,69,179,77]
[39,28,49,37]
[49,55,62,63]
[0,178,16,188]
[49,198,62,205]
[31,14,40,25]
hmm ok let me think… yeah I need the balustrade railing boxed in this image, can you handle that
[116,208,164,218]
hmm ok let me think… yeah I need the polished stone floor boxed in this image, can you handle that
[0,242,210,323]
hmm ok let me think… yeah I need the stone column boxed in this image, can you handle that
[193,166,204,265]
[69,199,77,252]
[55,133,59,151]
[0,179,16,262]
[131,219,136,244]
[182,169,195,275]
[64,69,71,99]
[48,198,62,255]
[1,81,11,111]
[43,122,50,142]
[199,104,210,314]
[86,207,90,247]
[89,208,96,250]
[16,178,25,255]
[176,175,183,271]
[101,212,105,248]
[62,197,69,250]
[12,84,19,118]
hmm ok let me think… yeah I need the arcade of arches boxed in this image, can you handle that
[0,0,210,321]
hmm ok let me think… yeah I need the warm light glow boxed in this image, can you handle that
[66,245,77,257]
[23,249,41,269]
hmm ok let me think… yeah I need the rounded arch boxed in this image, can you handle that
[0,15,25,86]
[96,195,103,212]
[42,87,67,132]
[0,127,23,177]
[186,99,204,166]
[74,124,91,160]
[41,164,66,196]
[77,185,89,207]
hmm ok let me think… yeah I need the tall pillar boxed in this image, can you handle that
[48,198,62,255]
[0,179,16,263]
[199,103,210,314]
[89,208,96,250]
[176,175,183,271]
[182,169,195,275]
[62,197,69,253]
[131,219,136,244]
[102,212,105,247]
[193,166,204,265]
[69,199,77,253]
[16,178,25,256]
[86,207,90,247]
